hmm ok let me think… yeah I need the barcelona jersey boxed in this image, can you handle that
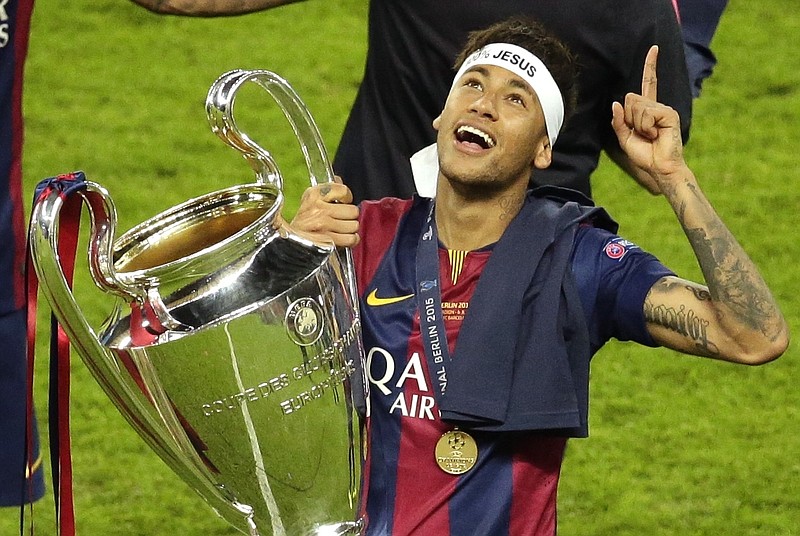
[354,197,673,535]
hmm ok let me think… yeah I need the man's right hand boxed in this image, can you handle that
[290,179,360,248]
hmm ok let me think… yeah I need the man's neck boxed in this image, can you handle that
[434,188,525,251]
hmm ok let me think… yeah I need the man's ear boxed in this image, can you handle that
[432,114,442,131]
[532,137,553,169]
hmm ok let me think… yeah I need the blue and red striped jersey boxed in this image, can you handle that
[354,196,672,536]
[1,0,45,508]
[1,0,33,313]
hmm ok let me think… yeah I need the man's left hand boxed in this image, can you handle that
[611,45,689,189]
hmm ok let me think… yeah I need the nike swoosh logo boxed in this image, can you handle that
[366,289,414,307]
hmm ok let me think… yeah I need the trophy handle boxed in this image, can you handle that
[30,180,147,302]
[206,69,361,314]
[205,69,335,190]
[28,179,261,535]
[206,72,365,534]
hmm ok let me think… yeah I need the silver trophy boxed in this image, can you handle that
[28,70,366,535]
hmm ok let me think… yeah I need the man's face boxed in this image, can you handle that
[433,64,552,193]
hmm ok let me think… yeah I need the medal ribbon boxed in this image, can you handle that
[415,199,481,475]
[24,172,89,536]
[415,200,452,401]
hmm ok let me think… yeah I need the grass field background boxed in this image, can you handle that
[2,0,798,534]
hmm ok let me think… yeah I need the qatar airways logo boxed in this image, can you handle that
[0,0,11,49]
[367,347,439,421]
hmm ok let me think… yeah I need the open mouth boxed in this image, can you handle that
[456,125,496,149]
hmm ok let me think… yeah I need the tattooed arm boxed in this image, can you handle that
[129,0,300,16]
[642,234,788,364]
[612,46,789,364]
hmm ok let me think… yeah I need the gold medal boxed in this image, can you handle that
[434,428,478,475]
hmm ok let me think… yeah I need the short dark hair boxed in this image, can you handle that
[454,17,579,128]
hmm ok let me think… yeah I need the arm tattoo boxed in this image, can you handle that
[678,183,783,340]
[644,290,720,356]
[686,285,711,301]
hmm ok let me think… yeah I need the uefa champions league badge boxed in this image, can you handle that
[603,238,638,261]
[285,297,325,346]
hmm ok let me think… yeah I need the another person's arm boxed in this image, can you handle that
[129,0,301,16]
[611,46,789,364]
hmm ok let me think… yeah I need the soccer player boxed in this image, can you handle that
[1,0,45,507]
[289,17,788,535]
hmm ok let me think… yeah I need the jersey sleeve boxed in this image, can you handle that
[571,225,675,351]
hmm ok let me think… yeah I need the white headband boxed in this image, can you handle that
[452,43,564,148]
[410,42,566,198]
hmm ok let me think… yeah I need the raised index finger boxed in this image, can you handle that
[641,45,659,101]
